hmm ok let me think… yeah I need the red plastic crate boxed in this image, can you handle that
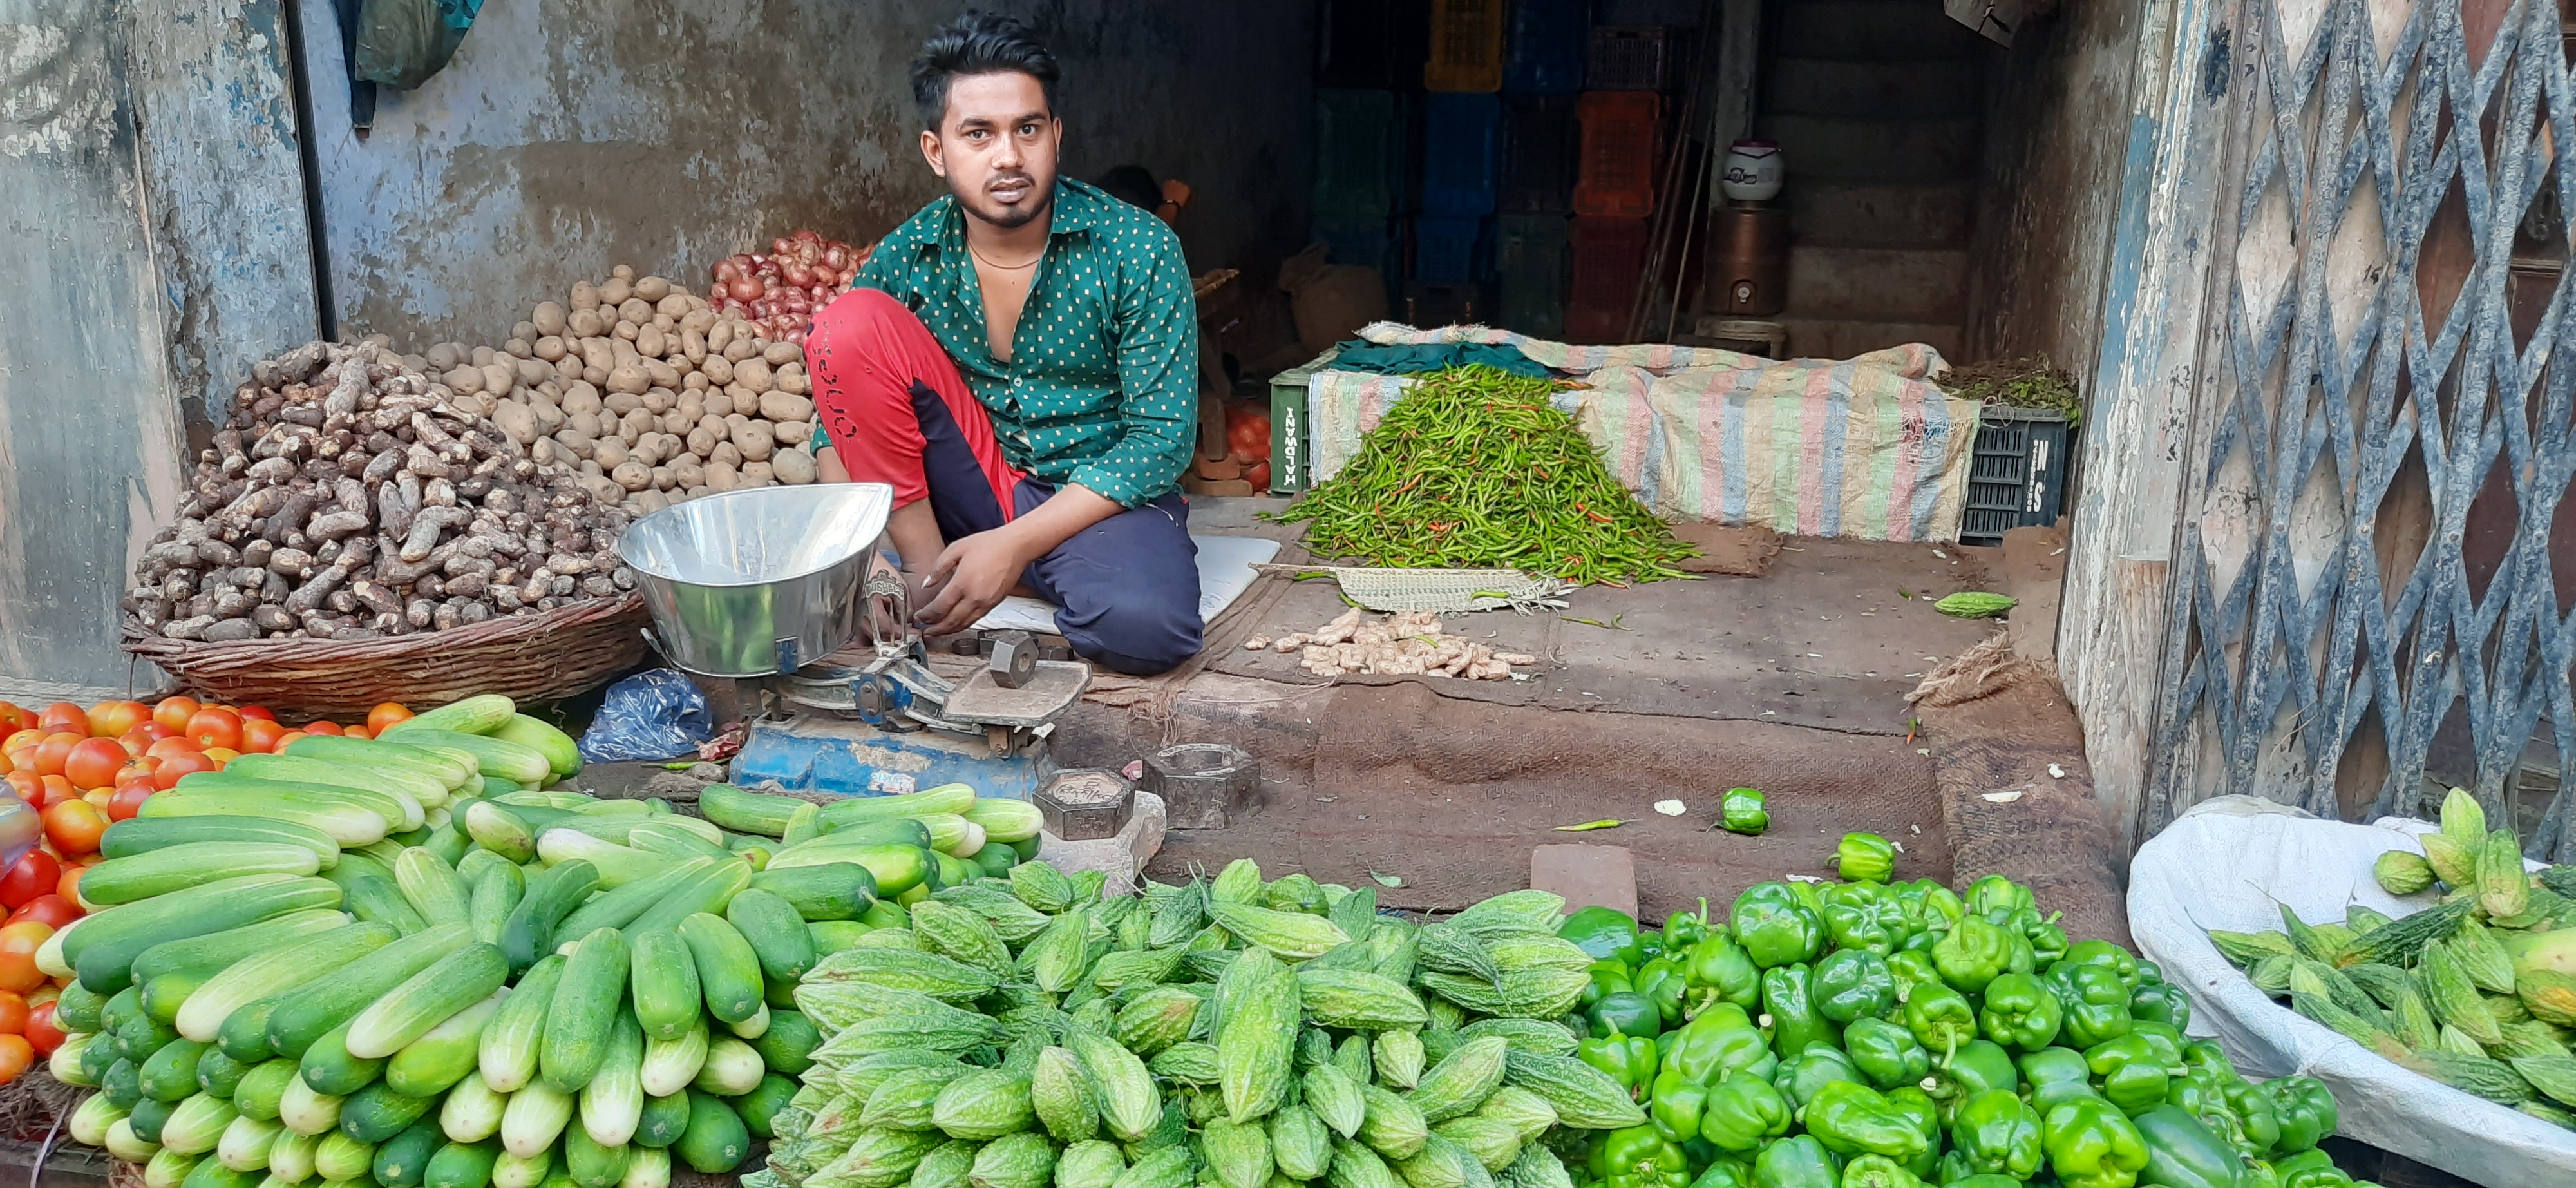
[1573,91,1662,218]
[1566,216,1650,343]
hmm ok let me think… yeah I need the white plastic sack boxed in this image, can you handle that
[2128,796,2572,1187]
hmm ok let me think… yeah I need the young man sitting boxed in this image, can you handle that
[807,14,1202,675]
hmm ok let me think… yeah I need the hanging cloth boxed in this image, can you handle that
[1324,340,1550,379]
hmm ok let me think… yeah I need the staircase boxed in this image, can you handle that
[1756,0,1989,360]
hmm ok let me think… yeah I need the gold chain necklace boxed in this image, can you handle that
[968,242,1043,271]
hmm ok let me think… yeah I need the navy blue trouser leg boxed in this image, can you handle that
[1012,480,1204,676]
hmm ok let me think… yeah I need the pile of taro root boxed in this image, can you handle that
[126,339,635,643]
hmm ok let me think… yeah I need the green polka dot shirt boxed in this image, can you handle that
[851,177,1200,509]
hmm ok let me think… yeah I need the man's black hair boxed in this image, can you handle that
[1096,166,1160,211]
[911,12,1061,131]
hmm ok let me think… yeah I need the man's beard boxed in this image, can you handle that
[971,171,1053,229]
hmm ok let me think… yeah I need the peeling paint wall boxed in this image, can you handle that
[0,1,195,685]
[291,0,1319,347]
[1958,1,2144,373]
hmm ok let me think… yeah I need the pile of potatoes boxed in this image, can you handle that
[417,265,827,520]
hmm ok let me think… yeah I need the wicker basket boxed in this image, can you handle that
[122,594,652,719]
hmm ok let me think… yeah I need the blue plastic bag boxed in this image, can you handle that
[578,668,715,763]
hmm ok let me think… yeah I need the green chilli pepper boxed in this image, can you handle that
[1696,1071,1791,1153]
[1901,981,1978,1060]
[1837,833,1896,883]
[1976,971,2063,1051]
[1686,934,1762,1014]
[1930,915,2013,995]
[1760,963,1841,1059]
[1841,1017,1930,1091]
[2040,1095,2150,1188]
[2264,1077,2336,1154]
[2048,959,2135,1049]
[1750,1135,1839,1188]
[1948,1089,2043,1180]
[1730,883,1825,969]
[1721,788,1769,836]
[1803,1080,1932,1164]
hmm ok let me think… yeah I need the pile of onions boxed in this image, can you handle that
[708,230,869,345]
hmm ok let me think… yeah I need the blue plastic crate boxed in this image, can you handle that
[1314,89,1409,220]
[1420,93,1504,217]
[1504,0,1591,93]
[1411,215,1493,283]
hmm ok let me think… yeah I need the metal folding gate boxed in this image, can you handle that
[2148,0,2576,858]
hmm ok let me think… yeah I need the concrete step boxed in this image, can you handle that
[1761,115,1983,184]
[1772,1,1993,61]
[1786,182,1979,249]
[1778,317,1965,361]
[1766,57,1987,119]
[1785,244,1969,324]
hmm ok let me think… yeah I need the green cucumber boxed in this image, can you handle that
[576,1014,645,1147]
[498,859,598,973]
[196,1046,252,1099]
[95,816,341,863]
[296,1021,384,1097]
[346,942,510,1059]
[540,929,630,1093]
[230,1060,298,1122]
[552,861,709,940]
[491,716,581,780]
[312,1131,375,1182]
[478,955,565,1093]
[263,924,471,1060]
[561,1121,629,1188]
[341,872,430,935]
[82,843,325,906]
[632,1093,689,1151]
[747,1009,818,1078]
[384,729,550,787]
[464,801,540,865]
[371,1118,445,1187]
[623,862,749,937]
[440,1071,509,1144]
[723,889,813,982]
[394,848,473,930]
[221,754,450,816]
[381,696,517,738]
[424,1140,502,1188]
[625,931,700,1043]
[135,792,389,848]
[670,1091,747,1174]
[694,785,803,837]
[761,840,927,896]
[340,1083,437,1144]
[71,874,346,994]
[733,1074,797,1139]
[175,773,419,834]
[459,850,527,946]
[281,735,476,792]
[672,915,762,1025]
[386,988,506,1097]
[141,1037,212,1102]
[814,785,976,829]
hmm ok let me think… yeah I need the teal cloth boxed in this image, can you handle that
[1327,340,1549,379]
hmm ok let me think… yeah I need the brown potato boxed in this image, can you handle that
[762,341,803,367]
[710,441,741,469]
[594,434,630,468]
[706,460,741,492]
[602,390,641,416]
[580,337,614,372]
[681,308,717,334]
[700,354,734,386]
[568,410,605,439]
[731,419,774,461]
[471,345,497,367]
[706,318,734,354]
[651,465,674,490]
[635,323,666,358]
[532,302,569,337]
[776,363,810,396]
[635,276,671,302]
[683,372,708,392]
[570,281,599,309]
[599,278,632,306]
[772,419,811,446]
[568,307,605,338]
[445,365,484,394]
[758,391,813,423]
[622,408,655,439]
[554,428,596,459]
[734,358,774,396]
[723,336,757,362]
[605,366,650,396]
[673,460,705,489]
[533,399,567,433]
[643,388,672,414]
[618,298,653,325]
[644,360,681,390]
[613,319,639,342]
[494,401,538,445]
[676,392,705,423]
[480,363,514,396]
[560,381,603,416]
[701,390,735,417]
[582,366,607,387]
[553,355,584,381]
[516,357,552,387]
[504,338,533,359]
[772,447,818,485]
[686,426,718,456]
[612,461,652,492]
[741,461,775,486]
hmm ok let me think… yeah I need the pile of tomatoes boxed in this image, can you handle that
[0,696,418,1086]
[1227,405,1274,490]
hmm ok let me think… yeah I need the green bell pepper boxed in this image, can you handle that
[2132,1104,2247,1188]
[2131,979,2190,1030]
[1842,1017,1931,1091]
[1938,1178,2022,1188]
[1750,1136,1839,1188]
[1931,915,2013,996]
[1603,1124,1690,1188]
[1814,949,1897,1024]
[1900,879,1964,931]
[1898,928,1940,955]
[1721,788,1769,836]
[2263,1077,2335,1154]
[1696,1071,1791,1153]
[2271,1149,2354,1188]
[2063,939,2141,992]
[1885,1086,1942,1178]
[1565,905,1649,965]
[1923,1039,2018,1116]
[1804,1081,1933,1164]
[1821,882,1904,957]
[1731,883,1826,969]
[1687,935,1763,1014]
[1636,957,1690,1028]
[1761,963,1842,1059]
[1665,901,1712,951]
[1662,1007,1777,1086]
[1773,1046,1865,1109]
[2084,1035,2173,1115]
[1963,875,2032,917]
[1687,1158,1751,1188]
[1838,833,1897,883]
[1588,960,1640,1009]
[1886,950,1942,998]
[2017,1046,2099,1113]
[1902,981,1978,1061]
[1976,971,2063,1051]
[2125,1022,2184,1068]
[1639,928,1666,962]
[2047,960,2134,1049]
[2219,1073,2281,1157]
[1947,1089,2042,1180]
[1582,1031,1660,1099]
[1835,1155,1918,1188]
[1650,1069,1710,1143]
[1985,905,2069,968]
[1595,991,1664,1040]
[2040,1096,2150,1188]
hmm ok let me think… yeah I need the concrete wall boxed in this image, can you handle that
[291,0,1320,347]
[1958,0,2145,372]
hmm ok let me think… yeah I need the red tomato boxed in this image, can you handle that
[301,720,344,736]
[84,701,142,740]
[32,777,72,810]
[237,705,276,723]
[0,1033,35,1082]
[239,718,287,755]
[0,706,19,734]
[23,1002,62,1056]
[27,735,78,780]
[0,853,57,910]
[270,731,309,754]
[151,696,201,733]
[0,731,37,756]
[201,748,240,766]
[106,783,152,822]
[33,705,84,737]
[39,801,104,857]
[185,707,242,752]
[151,750,216,790]
[5,897,79,931]
[366,703,415,734]
[125,721,175,745]
[0,926,47,996]
[144,736,201,762]
[0,992,29,1037]
[53,866,80,905]
[61,738,125,792]
[344,725,372,740]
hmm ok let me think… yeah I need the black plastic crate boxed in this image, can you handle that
[1588,26,1682,91]
[1318,0,1430,90]
[1501,94,1578,214]
[1958,405,2072,547]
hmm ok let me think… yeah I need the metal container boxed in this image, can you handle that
[1702,204,1788,316]
[1143,742,1260,830]
[616,483,895,678]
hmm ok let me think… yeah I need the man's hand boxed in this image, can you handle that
[916,527,1034,637]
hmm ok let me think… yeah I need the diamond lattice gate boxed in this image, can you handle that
[2147,0,2576,858]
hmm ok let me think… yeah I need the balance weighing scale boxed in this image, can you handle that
[616,483,1090,800]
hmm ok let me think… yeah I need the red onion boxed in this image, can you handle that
[824,245,849,270]
[728,277,763,302]
[781,292,811,314]
[781,263,814,287]
[772,238,793,255]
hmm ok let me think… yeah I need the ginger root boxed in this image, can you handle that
[1271,608,1533,681]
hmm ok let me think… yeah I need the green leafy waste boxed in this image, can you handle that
[1264,366,1698,585]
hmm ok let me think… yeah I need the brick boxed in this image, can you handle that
[1530,844,1637,917]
